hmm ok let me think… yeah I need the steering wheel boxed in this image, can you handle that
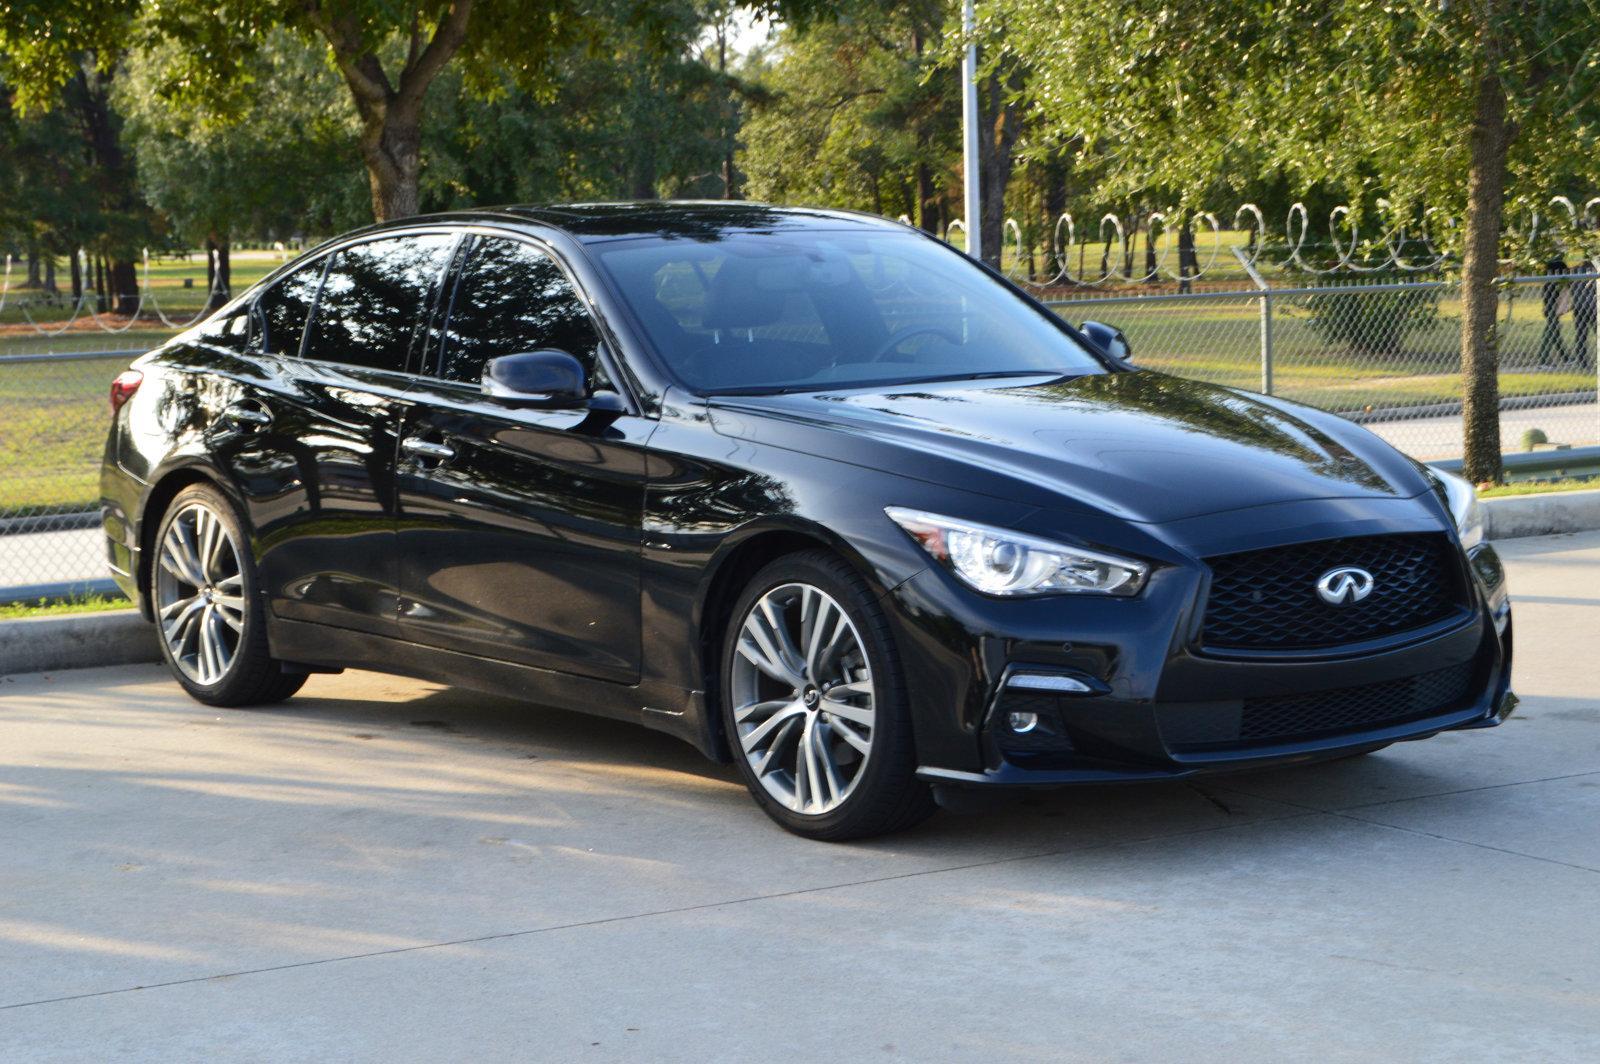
[868,325,962,362]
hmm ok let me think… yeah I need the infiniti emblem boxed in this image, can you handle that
[1316,566,1376,606]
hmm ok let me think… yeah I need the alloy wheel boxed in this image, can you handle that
[155,502,246,686]
[729,582,875,815]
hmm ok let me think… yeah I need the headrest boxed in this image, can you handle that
[701,261,785,331]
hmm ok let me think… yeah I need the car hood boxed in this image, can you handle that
[706,371,1432,525]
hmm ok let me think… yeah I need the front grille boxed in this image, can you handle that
[1160,661,1477,750]
[1202,533,1463,651]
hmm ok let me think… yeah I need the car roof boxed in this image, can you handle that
[373,201,909,244]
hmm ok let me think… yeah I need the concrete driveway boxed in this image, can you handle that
[1,533,1597,1062]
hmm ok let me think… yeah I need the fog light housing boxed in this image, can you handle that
[1007,710,1039,733]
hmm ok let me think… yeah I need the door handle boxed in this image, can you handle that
[401,437,456,461]
[221,402,273,430]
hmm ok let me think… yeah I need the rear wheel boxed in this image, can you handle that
[720,550,935,840]
[151,484,305,707]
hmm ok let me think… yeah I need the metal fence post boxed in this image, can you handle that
[1593,258,1600,444]
[1232,247,1273,394]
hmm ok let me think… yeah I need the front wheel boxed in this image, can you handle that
[151,483,306,707]
[720,550,935,840]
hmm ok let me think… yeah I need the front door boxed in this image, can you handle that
[395,235,651,683]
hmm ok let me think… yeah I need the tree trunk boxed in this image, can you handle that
[70,252,83,302]
[978,69,1024,269]
[915,162,936,234]
[359,108,423,222]
[1459,67,1510,485]
[205,232,232,311]
[318,1,475,223]
[43,255,56,293]
[25,249,41,288]
[110,259,139,316]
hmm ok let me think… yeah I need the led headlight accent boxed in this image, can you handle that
[1429,467,1484,551]
[885,507,1148,597]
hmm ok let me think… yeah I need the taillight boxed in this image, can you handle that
[110,369,144,415]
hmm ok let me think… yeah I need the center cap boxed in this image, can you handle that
[803,686,820,708]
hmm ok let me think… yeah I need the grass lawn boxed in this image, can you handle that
[0,353,132,513]
[0,592,129,619]
[1480,476,1600,497]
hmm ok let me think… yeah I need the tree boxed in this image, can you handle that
[115,34,367,306]
[739,3,956,227]
[996,0,1600,483]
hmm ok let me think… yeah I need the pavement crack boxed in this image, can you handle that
[1324,808,1600,877]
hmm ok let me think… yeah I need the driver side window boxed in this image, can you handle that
[436,237,610,389]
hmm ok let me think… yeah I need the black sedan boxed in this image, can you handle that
[101,203,1514,839]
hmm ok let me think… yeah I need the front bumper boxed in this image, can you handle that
[889,520,1514,788]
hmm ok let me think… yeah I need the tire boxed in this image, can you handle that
[149,483,307,707]
[719,549,935,840]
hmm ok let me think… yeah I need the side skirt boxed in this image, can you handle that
[266,616,719,759]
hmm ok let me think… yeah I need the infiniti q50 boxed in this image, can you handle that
[101,203,1514,839]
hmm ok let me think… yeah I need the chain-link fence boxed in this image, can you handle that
[0,346,152,601]
[3,270,1599,601]
[1044,273,1600,461]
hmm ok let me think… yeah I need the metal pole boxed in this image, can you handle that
[961,0,982,261]
[1261,290,1274,395]
[1232,246,1273,394]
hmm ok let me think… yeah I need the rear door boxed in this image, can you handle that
[395,233,651,683]
[227,233,457,636]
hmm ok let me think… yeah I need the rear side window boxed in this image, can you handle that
[254,259,326,356]
[437,236,608,386]
[302,235,456,372]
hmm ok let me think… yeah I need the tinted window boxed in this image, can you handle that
[592,229,1105,393]
[303,235,456,372]
[192,308,253,354]
[255,259,325,356]
[437,237,607,386]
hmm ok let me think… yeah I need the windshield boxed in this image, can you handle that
[590,228,1107,394]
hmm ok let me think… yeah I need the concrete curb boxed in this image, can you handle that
[0,610,158,677]
[1484,487,1600,540]
[2,493,1597,677]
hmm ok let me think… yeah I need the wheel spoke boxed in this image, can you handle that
[212,595,245,633]
[207,607,233,675]
[828,717,872,755]
[161,597,204,648]
[740,701,806,754]
[792,718,813,811]
[752,715,801,777]
[821,682,874,727]
[172,520,206,587]
[738,608,803,688]
[734,698,793,725]
[812,721,844,805]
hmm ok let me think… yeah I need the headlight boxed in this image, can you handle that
[885,507,1148,596]
[1429,467,1484,551]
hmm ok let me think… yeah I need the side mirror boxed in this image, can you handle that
[483,350,587,408]
[1079,320,1132,362]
